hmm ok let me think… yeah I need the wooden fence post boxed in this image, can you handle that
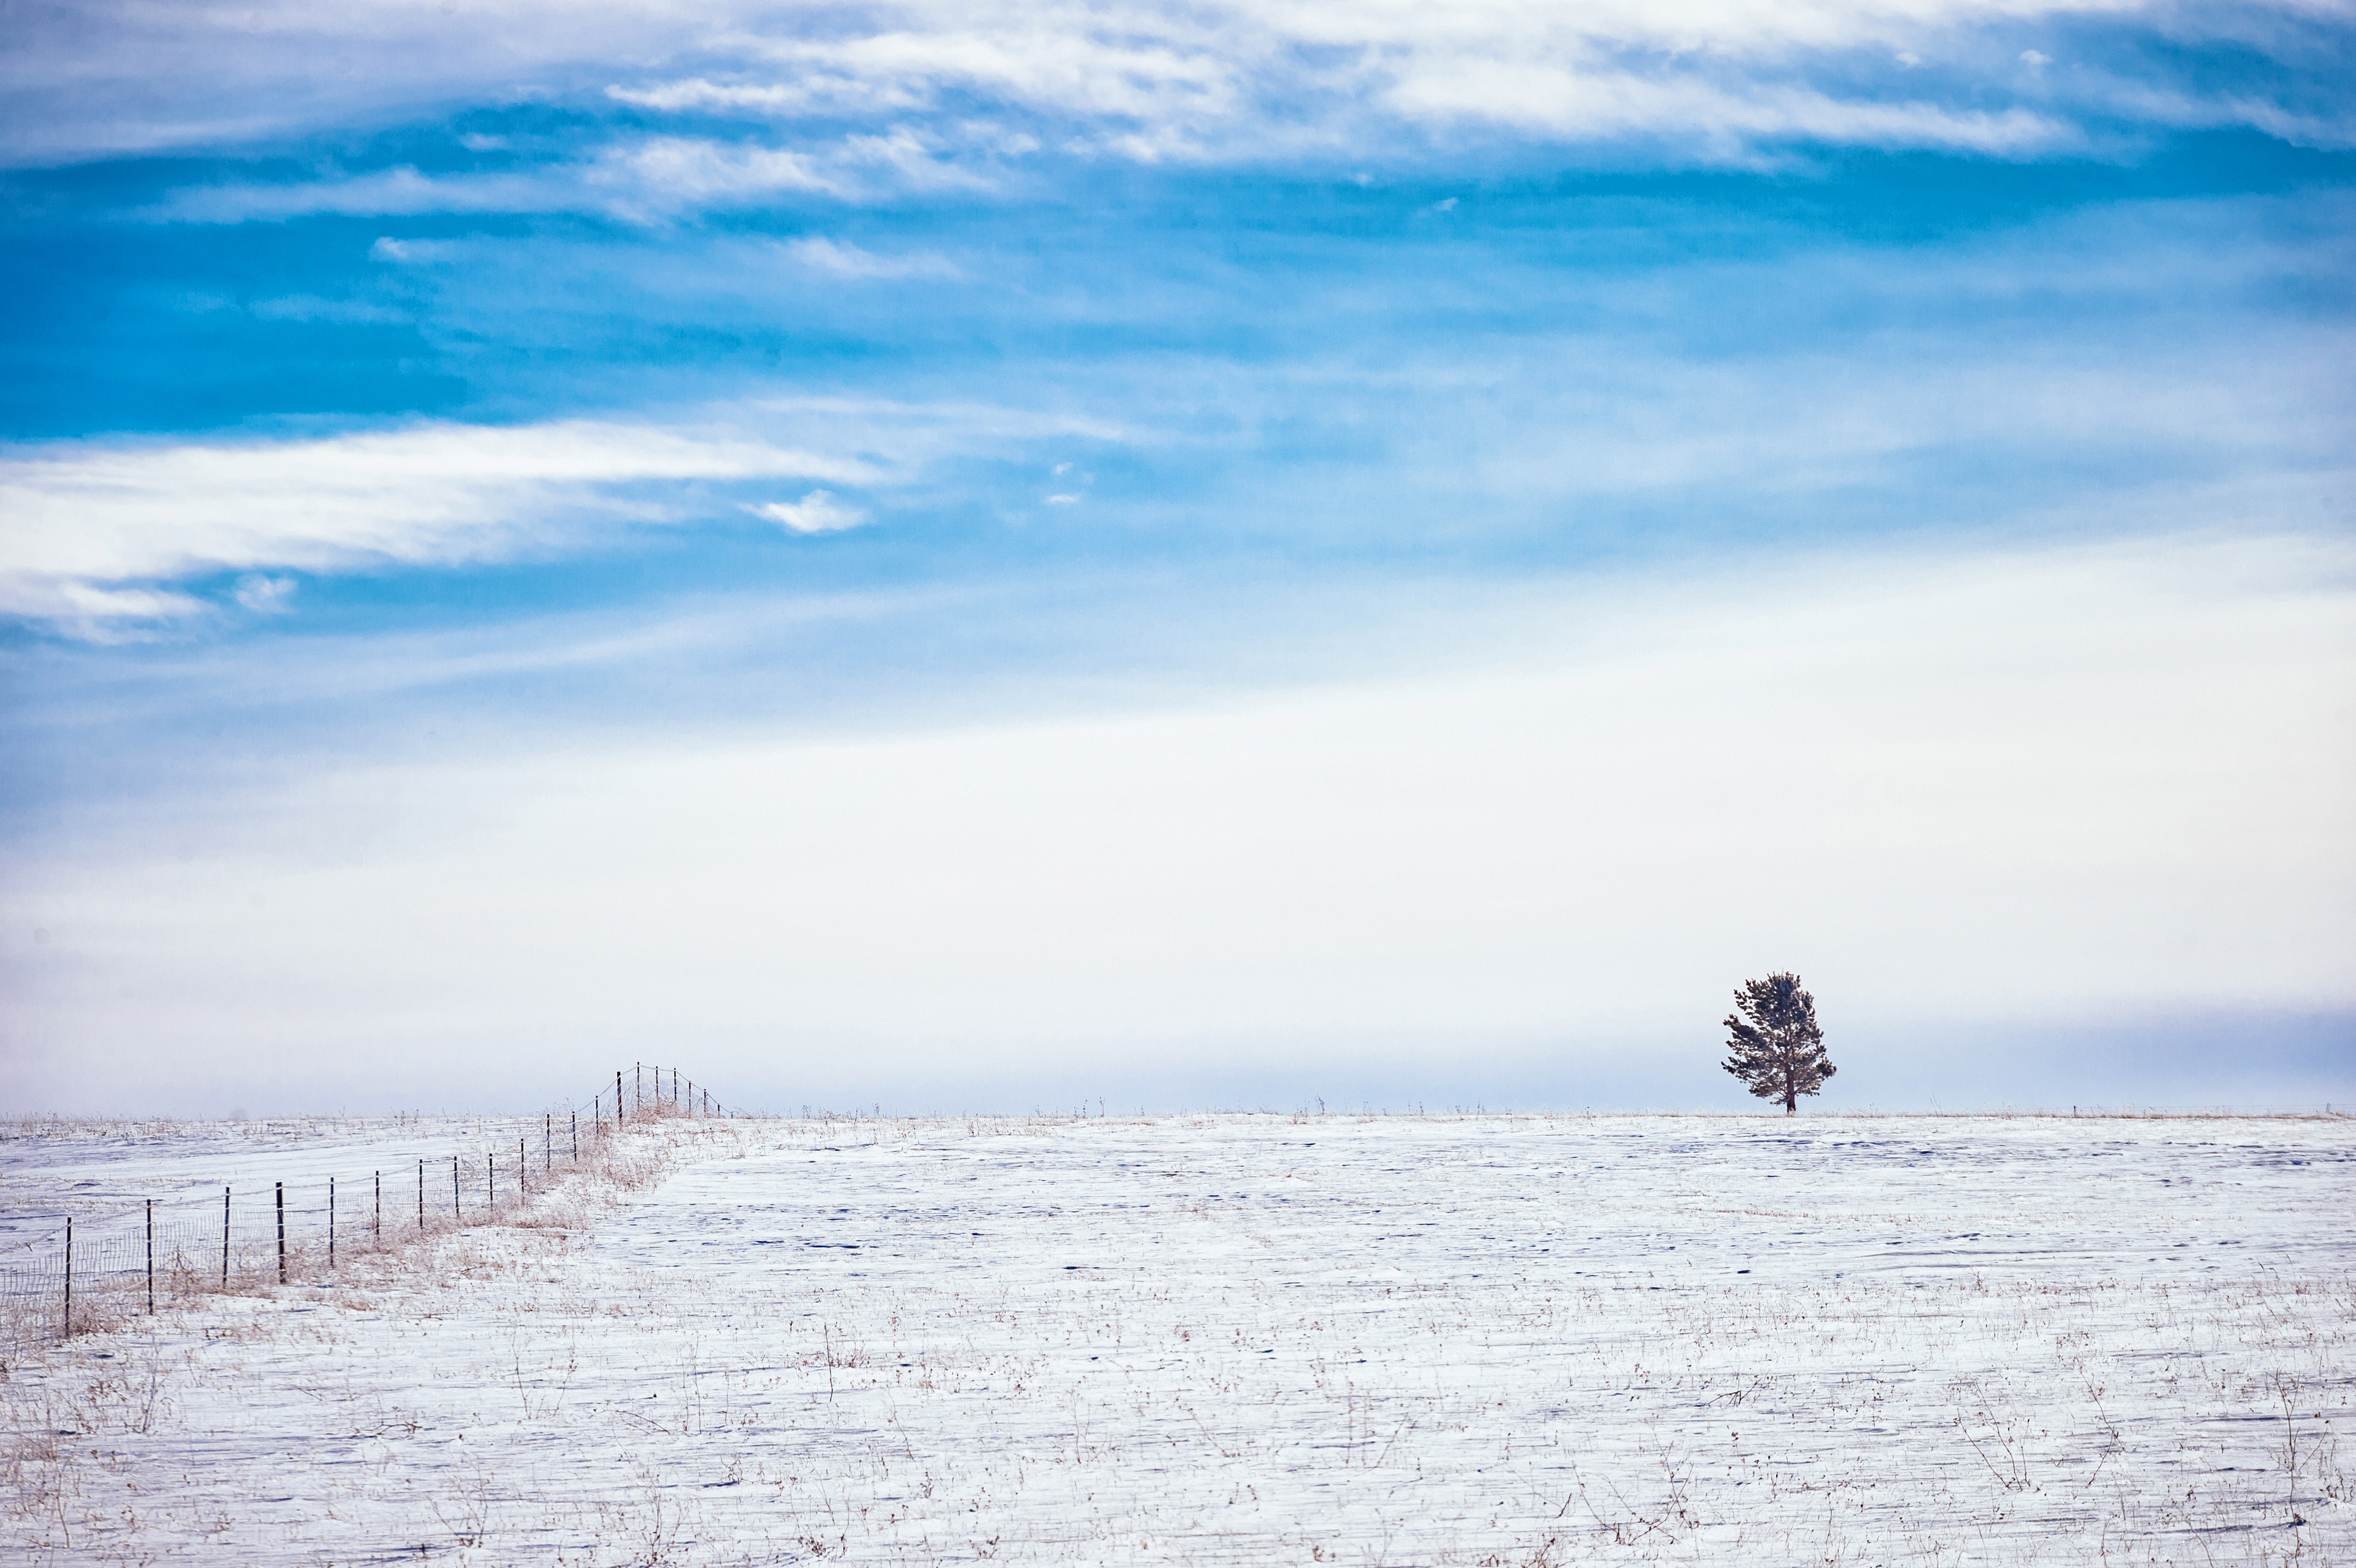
[375,1171,382,1243]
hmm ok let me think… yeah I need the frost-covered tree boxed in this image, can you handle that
[1721,972,1834,1114]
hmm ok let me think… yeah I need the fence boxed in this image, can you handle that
[1,1063,736,1347]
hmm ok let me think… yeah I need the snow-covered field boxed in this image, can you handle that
[4,1110,2351,1565]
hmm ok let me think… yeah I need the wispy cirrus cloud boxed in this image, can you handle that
[149,129,996,224]
[8,0,2349,176]
[0,419,883,624]
[0,394,1139,630]
[782,235,963,278]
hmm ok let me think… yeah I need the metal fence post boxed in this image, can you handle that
[146,1198,156,1314]
[329,1176,337,1270]
[375,1170,382,1243]
[571,1109,578,1160]
[275,1182,287,1284]
[418,1159,425,1233]
[452,1155,460,1218]
[62,1216,73,1338]
[221,1186,231,1288]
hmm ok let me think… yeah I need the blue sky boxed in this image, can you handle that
[2,0,2352,1115]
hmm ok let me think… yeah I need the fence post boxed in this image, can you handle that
[62,1216,73,1339]
[518,1138,526,1196]
[452,1155,460,1218]
[329,1176,337,1270]
[146,1198,156,1314]
[221,1186,231,1288]
[375,1171,382,1243]
[546,1113,552,1173]
[571,1110,578,1160]
[275,1182,287,1284]
[487,1152,495,1210]
[417,1160,425,1233]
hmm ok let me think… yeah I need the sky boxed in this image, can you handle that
[2,0,2352,1118]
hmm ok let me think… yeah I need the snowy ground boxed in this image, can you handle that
[3,1111,2352,1565]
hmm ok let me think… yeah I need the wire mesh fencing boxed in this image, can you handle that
[1,1063,737,1348]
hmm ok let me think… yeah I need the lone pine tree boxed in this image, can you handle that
[1721,972,1834,1114]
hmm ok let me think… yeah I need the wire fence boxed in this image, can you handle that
[0,1063,736,1348]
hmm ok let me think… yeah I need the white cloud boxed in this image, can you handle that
[29,580,210,639]
[156,166,562,222]
[6,1,2344,173]
[1377,66,2068,154]
[370,236,464,263]
[587,135,844,206]
[0,419,882,626]
[233,574,299,613]
[748,489,872,532]
[151,130,994,223]
[782,235,963,279]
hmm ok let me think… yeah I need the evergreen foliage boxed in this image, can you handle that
[1721,972,1834,1114]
